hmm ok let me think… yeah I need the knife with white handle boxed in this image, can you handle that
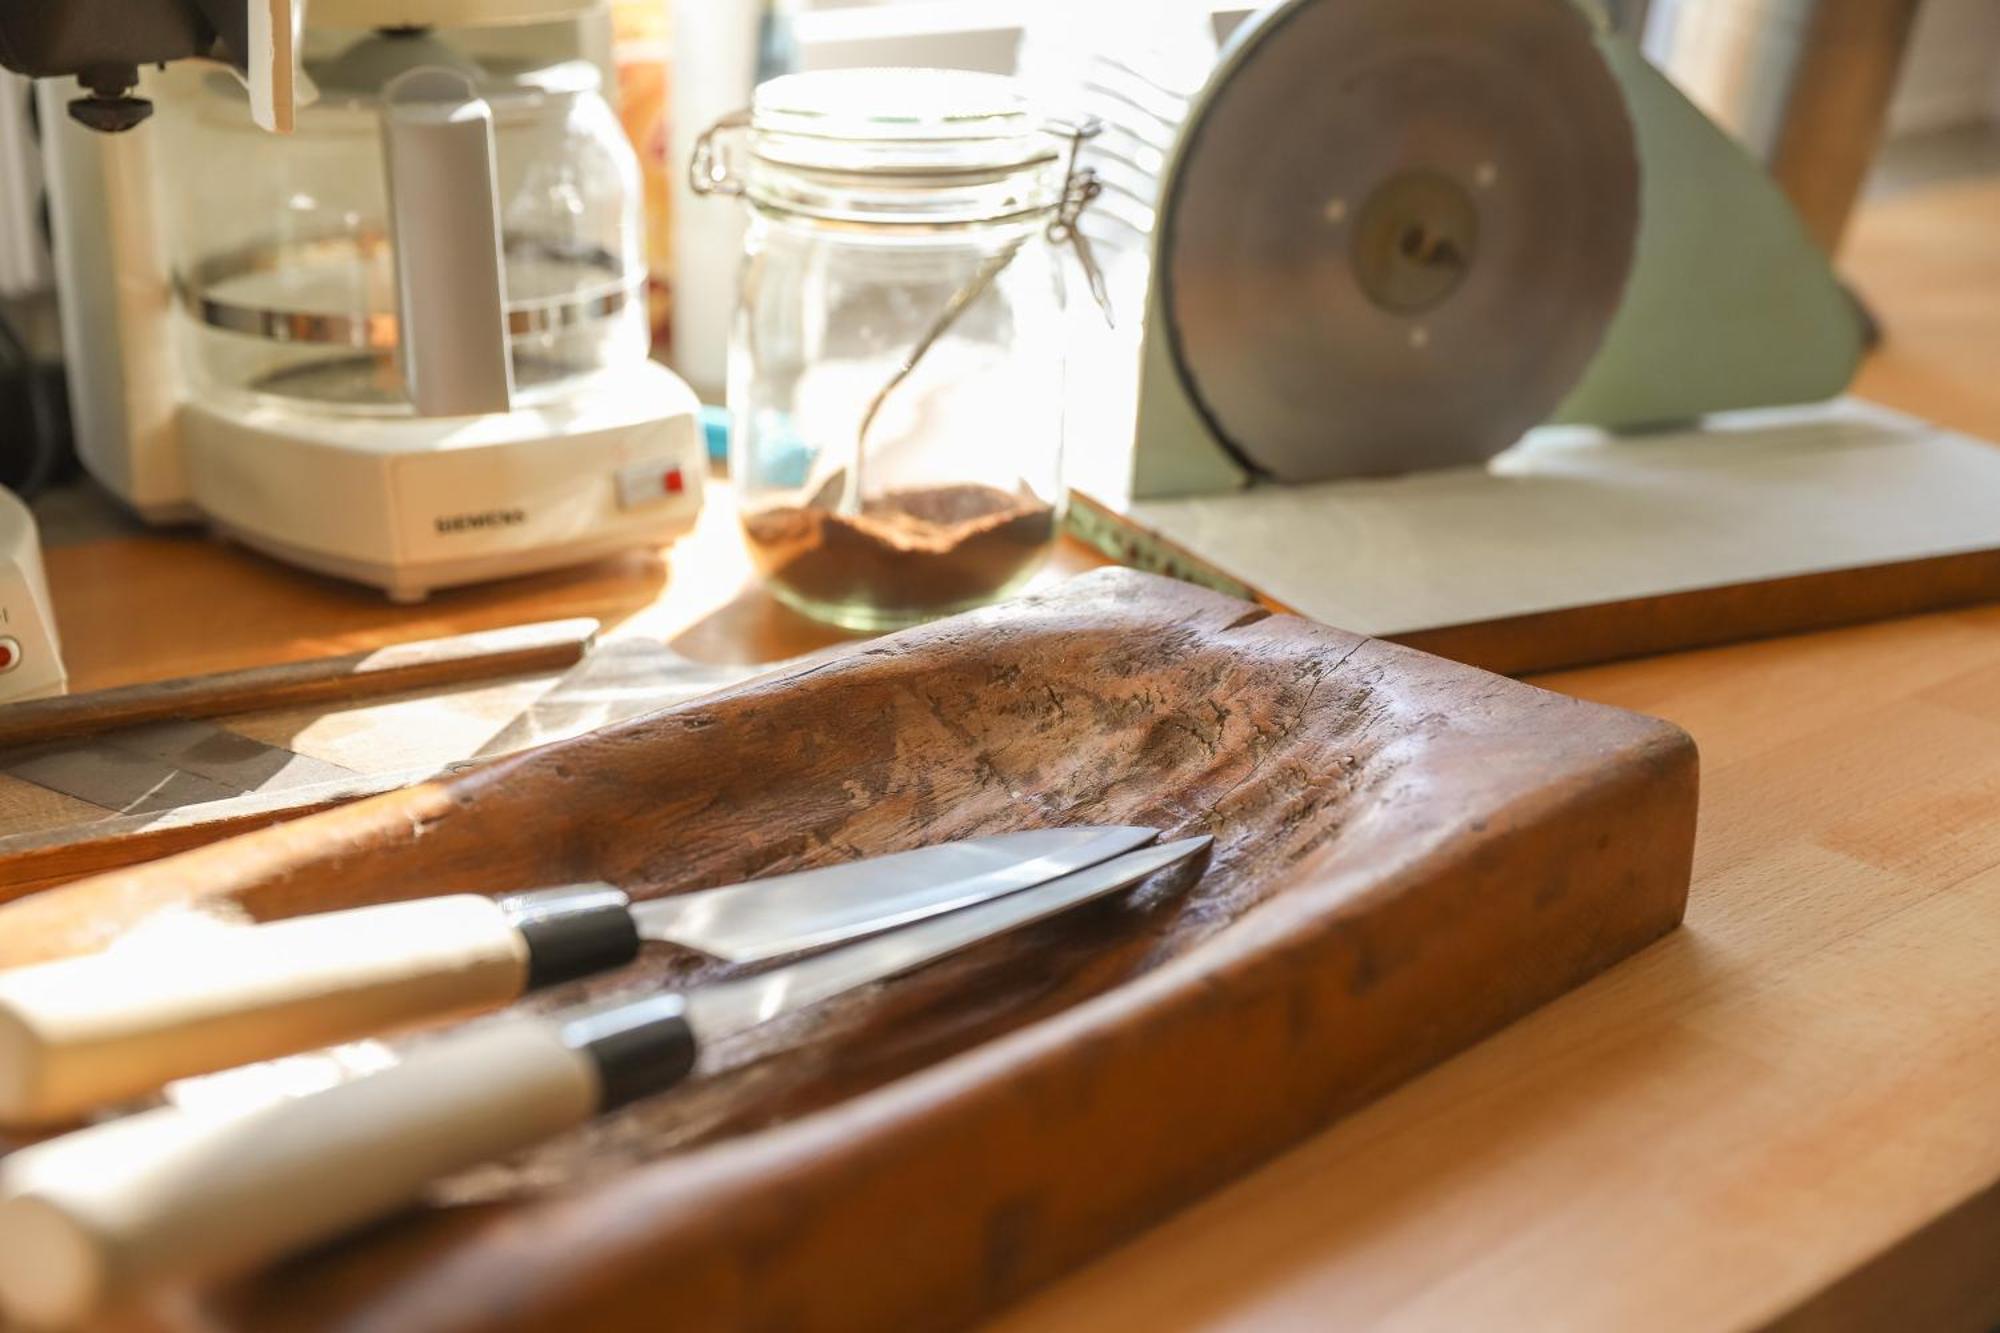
[0,826,1158,1126]
[0,836,1211,1330]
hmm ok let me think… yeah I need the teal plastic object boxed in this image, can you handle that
[701,404,730,463]
[702,404,817,489]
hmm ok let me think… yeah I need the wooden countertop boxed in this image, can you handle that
[21,177,2000,1329]
[1000,176,2000,1332]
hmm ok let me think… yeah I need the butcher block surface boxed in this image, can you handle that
[0,570,1697,1331]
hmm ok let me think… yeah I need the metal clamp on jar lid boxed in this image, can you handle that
[693,69,1082,223]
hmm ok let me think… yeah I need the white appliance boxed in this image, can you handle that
[30,0,704,602]
[0,486,64,703]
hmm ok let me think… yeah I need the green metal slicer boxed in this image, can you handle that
[1130,0,1865,497]
[1068,0,2000,674]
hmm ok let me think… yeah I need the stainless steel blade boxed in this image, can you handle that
[1160,0,1638,481]
[681,835,1211,1045]
[636,825,1159,962]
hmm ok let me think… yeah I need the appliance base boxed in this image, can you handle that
[180,362,706,601]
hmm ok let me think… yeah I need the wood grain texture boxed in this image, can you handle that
[1001,599,2000,1333]
[0,648,833,902]
[0,670,561,847]
[0,763,469,905]
[0,171,1986,1332]
[994,175,2000,1333]
[1391,545,2000,676]
[0,489,1077,895]
[0,619,598,750]
[32,486,939,696]
[1847,176,2000,445]
[0,570,1694,1331]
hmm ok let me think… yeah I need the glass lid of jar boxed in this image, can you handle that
[699,68,1083,227]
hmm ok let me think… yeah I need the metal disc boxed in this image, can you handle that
[1159,0,1640,482]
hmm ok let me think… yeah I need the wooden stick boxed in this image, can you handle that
[0,765,473,908]
[0,619,599,751]
[0,635,843,904]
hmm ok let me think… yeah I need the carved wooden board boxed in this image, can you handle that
[0,570,1698,1331]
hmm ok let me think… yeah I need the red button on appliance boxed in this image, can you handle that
[0,637,20,674]
[614,459,693,511]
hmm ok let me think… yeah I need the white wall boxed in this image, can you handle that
[790,0,1255,73]
[793,0,1020,72]
[800,0,2000,146]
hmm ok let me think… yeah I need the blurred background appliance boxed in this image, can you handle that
[0,484,63,703]
[2,0,705,602]
[1642,0,1925,255]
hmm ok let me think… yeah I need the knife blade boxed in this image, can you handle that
[636,826,1159,962]
[0,837,1211,1327]
[676,835,1210,1045]
[0,826,1159,1126]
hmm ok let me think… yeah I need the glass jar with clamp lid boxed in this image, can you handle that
[694,68,1105,630]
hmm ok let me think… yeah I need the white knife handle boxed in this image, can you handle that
[0,1019,606,1329]
[0,888,637,1128]
[0,887,642,1127]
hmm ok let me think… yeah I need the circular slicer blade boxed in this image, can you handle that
[1159,0,1640,482]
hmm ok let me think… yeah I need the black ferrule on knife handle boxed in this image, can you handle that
[558,993,699,1110]
[498,883,643,991]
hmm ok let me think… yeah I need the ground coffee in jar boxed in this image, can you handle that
[742,484,1056,623]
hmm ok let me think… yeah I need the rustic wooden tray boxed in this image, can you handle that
[0,570,1698,1331]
